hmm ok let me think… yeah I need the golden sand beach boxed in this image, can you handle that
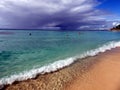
[3,47,120,90]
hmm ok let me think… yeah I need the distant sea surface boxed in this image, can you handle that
[1,30,120,85]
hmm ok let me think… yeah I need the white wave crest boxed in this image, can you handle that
[0,41,120,87]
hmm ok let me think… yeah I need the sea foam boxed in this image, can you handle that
[0,41,120,88]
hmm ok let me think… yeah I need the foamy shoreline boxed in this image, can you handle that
[1,41,120,90]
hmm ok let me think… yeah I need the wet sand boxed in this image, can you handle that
[3,48,120,90]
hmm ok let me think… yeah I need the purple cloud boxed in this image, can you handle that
[0,0,115,30]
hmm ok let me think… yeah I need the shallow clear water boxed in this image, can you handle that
[0,30,120,79]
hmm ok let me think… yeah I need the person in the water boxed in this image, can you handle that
[29,33,32,36]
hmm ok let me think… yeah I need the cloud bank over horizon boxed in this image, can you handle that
[0,0,118,30]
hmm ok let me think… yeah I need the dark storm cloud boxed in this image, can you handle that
[0,0,112,30]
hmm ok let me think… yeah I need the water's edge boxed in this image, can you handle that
[0,41,120,89]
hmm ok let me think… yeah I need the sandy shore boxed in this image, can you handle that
[3,48,120,90]
[66,48,120,90]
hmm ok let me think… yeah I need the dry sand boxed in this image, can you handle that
[3,48,120,90]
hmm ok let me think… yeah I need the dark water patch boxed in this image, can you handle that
[0,32,14,35]
[0,40,3,42]
[0,51,13,60]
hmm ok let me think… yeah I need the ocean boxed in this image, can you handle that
[0,30,120,86]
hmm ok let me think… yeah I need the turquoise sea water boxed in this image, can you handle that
[0,30,120,85]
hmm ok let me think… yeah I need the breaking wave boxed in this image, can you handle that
[0,41,120,88]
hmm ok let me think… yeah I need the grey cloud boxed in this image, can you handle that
[0,0,112,30]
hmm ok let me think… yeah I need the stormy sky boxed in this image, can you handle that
[0,0,120,30]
